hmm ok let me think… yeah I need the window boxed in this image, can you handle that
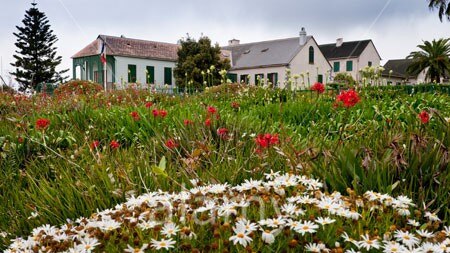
[255,74,264,85]
[240,74,249,84]
[346,61,353,72]
[94,71,99,83]
[368,61,372,67]
[268,73,278,86]
[309,46,314,64]
[128,64,136,83]
[317,74,323,83]
[333,62,340,72]
[146,66,155,84]
[227,73,238,83]
[164,67,172,85]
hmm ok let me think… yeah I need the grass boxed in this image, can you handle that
[0,82,449,251]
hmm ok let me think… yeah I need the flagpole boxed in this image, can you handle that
[103,38,107,92]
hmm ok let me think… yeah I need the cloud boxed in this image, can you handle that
[1,0,449,82]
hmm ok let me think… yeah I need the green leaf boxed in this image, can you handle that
[152,156,168,177]
[159,156,166,170]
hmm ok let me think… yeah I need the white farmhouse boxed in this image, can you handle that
[222,28,332,88]
[319,39,382,82]
[72,35,179,89]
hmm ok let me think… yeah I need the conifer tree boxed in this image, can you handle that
[11,2,68,91]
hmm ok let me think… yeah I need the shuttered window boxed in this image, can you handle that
[128,64,136,83]
[146,66,155,84]
[240,75,249,84]
[164,67,172,85]
[346,61,353,72]
[333,62,340,72]
[255,74,264,85]
[268,73,278,86]
[227,73,238,83]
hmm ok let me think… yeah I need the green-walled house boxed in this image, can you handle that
[72,35,179,89]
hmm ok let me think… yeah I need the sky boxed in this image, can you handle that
[1,0,450,84]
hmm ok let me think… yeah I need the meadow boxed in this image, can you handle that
[1,81,449,252]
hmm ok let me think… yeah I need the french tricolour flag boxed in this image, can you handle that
[100,41,106,64]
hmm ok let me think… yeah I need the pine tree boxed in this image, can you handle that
[11,2,68,92]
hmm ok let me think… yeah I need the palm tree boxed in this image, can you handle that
[428,0,450,21]
[407,38,450,83]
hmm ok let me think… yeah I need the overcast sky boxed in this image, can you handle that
[1,0,449,83]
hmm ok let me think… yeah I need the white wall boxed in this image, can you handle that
[357,41,381,80]
[330,41,382,82]
[227,38,331,89]
[290,37,331,88]
[385,69,428,85]
[228,66,287,87]
[114,56,176,88]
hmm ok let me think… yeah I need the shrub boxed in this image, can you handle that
[333,72,356,86]
[54,80,102,98]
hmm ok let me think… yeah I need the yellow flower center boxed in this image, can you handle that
[237,233,245,238]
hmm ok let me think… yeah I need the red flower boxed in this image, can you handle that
[255,133,279,148]
[205,118,212,127]
[336,89,360,108]
[184,119,193,126]
[18,136,24,143]
[145,101,153,108]
[159,110,167,118]
[418,110,430,124]
[217,128,229,139]
[207,106,217,115]
[165,138,179,149]
[36,118,50,130]
[109,140,120,149]
[130,111,140,121]
[311,82,325,94]
[90,140,100,150]
[231,101,240,109]
[152,109,159,117]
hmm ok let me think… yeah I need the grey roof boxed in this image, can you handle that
[319,40,379,60]
[222,36,312,70]
[382,59,415,78]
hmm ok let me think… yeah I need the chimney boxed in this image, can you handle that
[336,38,343,47]
[299,27,307,46]
[228,39,240,46]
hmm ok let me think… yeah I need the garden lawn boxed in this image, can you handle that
[0,83,449,251]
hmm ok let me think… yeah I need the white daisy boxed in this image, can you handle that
[294,220,319,235]
[161,223,180,238]
[356,234,380,251]
[229,224,252,247]
[124,243,148,253]
[150,238,176,250]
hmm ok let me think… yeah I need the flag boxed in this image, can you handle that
[100,40,106,64]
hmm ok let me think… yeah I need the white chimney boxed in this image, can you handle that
[299,27,307,46]
[336,38,343,47]
[228,39,240,46]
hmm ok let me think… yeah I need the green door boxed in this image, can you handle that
[318,74,323,83]
[164,67,172,85]
[146,66,155,84]
[128,64,136,83]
